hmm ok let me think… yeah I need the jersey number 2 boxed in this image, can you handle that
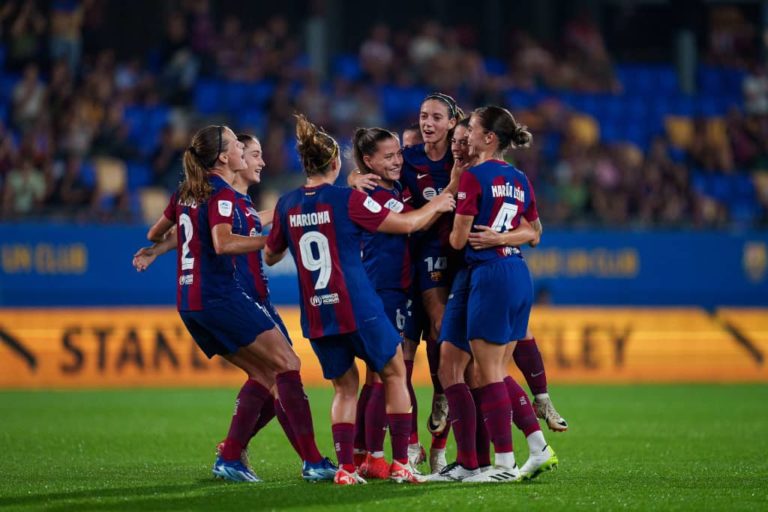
[179,213,195,271]
[299,232,331,289]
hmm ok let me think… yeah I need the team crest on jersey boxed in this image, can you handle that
[384,198,404,213]
[422,187,437,200]
[218,200,233,217]
[363,196,383,213]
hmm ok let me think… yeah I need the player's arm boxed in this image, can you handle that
[147,214,174,243]
[377,193,455,234]
[449,214,473,250]
[211,224,267,255]
[443,156,474,196]
[468,218,539,251]
[347,167,380,191]
[263,246,286,266]
[133,227,178,272]
[258,208,274,227]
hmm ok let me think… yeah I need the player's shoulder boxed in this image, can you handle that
[402,143,426,165]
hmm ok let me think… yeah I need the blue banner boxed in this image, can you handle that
[0,224,766,307]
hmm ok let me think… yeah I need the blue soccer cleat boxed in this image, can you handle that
[212,456,262,483]
[302,457,338,482]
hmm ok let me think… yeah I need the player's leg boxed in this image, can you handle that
[359,369,389,479]
[513,330,568,432]
[402,336,425,466]
[353,366,376,467]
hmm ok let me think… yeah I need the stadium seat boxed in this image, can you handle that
[93,156,127,198]
[665,116,693,149]
[333,54,363,82]
[705,117,727,149]
[568,114,600,146]
[194,80,224,114]
[484,58,507,76]
[126,161,153,190]
[139,187,170,225]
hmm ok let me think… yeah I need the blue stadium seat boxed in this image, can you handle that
[251,80,275,108]
[381,86,427,124]
[126,161,152,190]
[237,110,266,135]
[80,160,97,188]
[333,54,363,82]
[0,74,20,102]
[484,58,507,76]
[194,80,224,114]
[224,81,251,114]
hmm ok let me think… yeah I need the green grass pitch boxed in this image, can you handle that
[1,384,766,511]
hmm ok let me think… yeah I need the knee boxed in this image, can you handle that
[274,350,301,373]
[438,362,461,389]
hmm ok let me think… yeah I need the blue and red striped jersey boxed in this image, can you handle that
[163,175,243,311]
[362,183,413,291]
[400,143,454,246]
[266,184,391,339]
[232,191,269,303]
[456,159,539,266]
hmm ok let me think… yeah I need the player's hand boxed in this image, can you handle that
[468,225,507,250]
[132,247,157,272]
[432,192,455,213]
[349,171,380,191]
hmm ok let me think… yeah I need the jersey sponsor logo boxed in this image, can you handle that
[363,196,383,213]
[218,200,233,217]
[384,198,404,213]
[417,173,429,179]
[289,210,331,227]
[422,187,437,200]
[491,183,525,202]
[457,192,466,200]
[178,274,194,285]
[309,293,340,306]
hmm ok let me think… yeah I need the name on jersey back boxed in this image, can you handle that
[491,183,525,202]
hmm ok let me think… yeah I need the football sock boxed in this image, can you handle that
[471,387,492,467]
[444,383,478,469]
[513,338,548,395]
[222,379,271,460]
[404,360,419,444]
[388,413,411,465]
[365,383,387,453]
[275,370,323,463]
[354,383,373,452]
[504,376,541,437]
[274,398,302,459]
[478,381,514,454]
[332,422,355,470]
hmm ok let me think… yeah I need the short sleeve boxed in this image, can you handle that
[455,171,482,216]
[349,189,390,232]
[208,187,236,228]
[266,201,287,253]
[163,192,177,222]
[523,175,539,222]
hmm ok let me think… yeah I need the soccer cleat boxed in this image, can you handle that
[427,461,481,482]
[212,456,262,482]
[302,457,338,482]
[519,445,558,481]
[462,464,520,483]
[359,453,390,480]
[407,443,426,467]
[389,460,426,483]
[429,447,447,474]
[334,467,367,485]
[534,397,568,432]
[216,441,250,469]
[427,394,449,434]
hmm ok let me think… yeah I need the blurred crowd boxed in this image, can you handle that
[0,0,766,228]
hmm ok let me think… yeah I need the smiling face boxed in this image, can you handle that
[450,124,470,163]
[419,99,456,146]
[363,136,403,182]
[467,114,489,157]
[240,138,265,185]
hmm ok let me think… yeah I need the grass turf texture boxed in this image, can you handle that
[1,385,766,511]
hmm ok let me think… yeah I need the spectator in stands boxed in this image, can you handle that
[360,24,393,84]
[2,155,46,217]
[5,1,46,72]
[47,153,93,218]
[151,125,184,192]
[11,63,46,133]
[49,0,86,74]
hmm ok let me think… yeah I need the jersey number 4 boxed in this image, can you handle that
[298,231,331,289]
[490,203,519,232]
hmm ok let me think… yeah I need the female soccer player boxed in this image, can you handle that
[449,106,556,483]
[264,114,454,485]
[142,125,331,483]
[133,134,336,481]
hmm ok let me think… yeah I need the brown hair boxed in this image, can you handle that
[237,133,259,145]
[352,127,399,174]
[180,125,228,204]
[295,114,339,176]
[472,105,532,152]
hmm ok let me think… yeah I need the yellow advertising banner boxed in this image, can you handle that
[0,307,765,388]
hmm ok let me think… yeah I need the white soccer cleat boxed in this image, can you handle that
[427,394,449,434]
[407,443,426,467]
[519,444,558,480]
[429,447,447,474]
[534,396,568,432]
[389,460,426,483]
[427,461,481,482]
[462,464,520,483]
[334,467,367,485]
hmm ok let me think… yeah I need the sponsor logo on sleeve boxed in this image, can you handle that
[384,198,404,213]
[218,200,233,217]
[363,196,383,213]
[457,192,466,200]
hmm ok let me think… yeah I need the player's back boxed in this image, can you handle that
[272,183,387,339]
[458,159,537,266]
